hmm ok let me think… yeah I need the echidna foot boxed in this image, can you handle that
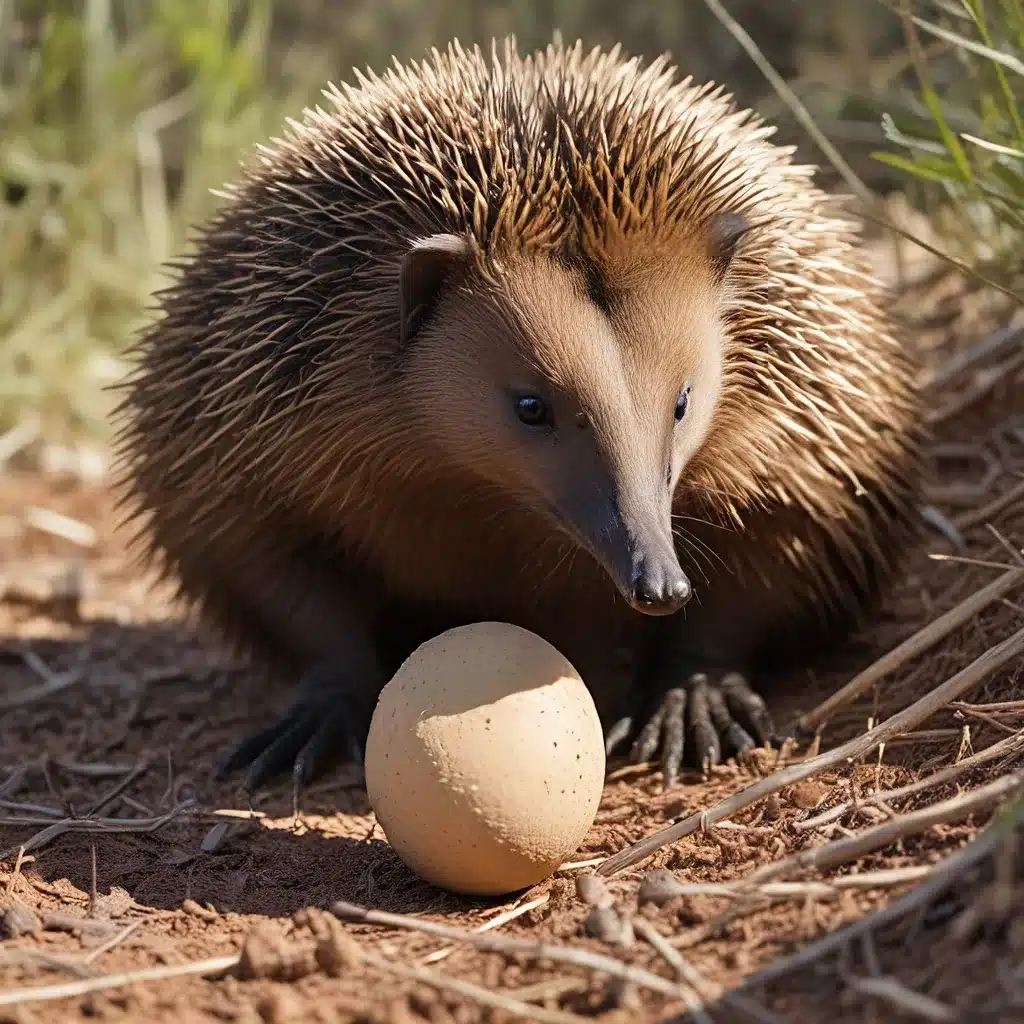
[214,663,371,793]
[605,672,777,786]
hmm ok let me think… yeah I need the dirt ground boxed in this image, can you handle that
[1,263,1023,1023]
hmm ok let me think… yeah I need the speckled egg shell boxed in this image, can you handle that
[364,621,606,896]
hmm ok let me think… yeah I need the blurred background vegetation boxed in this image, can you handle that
[1,0,1021,455]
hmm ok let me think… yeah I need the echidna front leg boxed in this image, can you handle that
[605,671,776,785]
[170,522,387,794]
[214,660,380,792]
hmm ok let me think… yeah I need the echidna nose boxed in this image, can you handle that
[629,561,692,616]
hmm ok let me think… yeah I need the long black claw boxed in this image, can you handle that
[706,684,756,756]
[292,705,363,790]
[660,687,687,785]
[243,709,320,793]
[686,674,721,774]
[629,701,667,765]
[214,663,372,791]
[720,672,775,747]
[604,716,634,757]
[214,719,292,781]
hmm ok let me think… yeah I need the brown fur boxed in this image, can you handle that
[112,38,925,744]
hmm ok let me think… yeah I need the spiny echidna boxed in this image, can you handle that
[113,37,926,790]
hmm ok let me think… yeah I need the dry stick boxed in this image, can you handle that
[633,927,784,1024]
[0,954,239,1007]
[421,892,550,965]
[364,950,589,1024]
[793,730,1024,832]
[927,348,1024,427]
[0,802,193,861]
[748,770,1024,885]
[330,900,684,999]
[736,807,1013,992]
[954,478,1024,532]
[502,978,589,1003]
[954,699,1024,713]
[924,322,1024,390]
[83,920,144,965]
[642,866,934,903]
[799,566,1024,732]
[0,667,85,711]
[842,974,955,1023]
[598,624,1024,877]
[85,758,152,818]
[630,919,715,1024]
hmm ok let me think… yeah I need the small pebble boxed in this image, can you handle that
[583,905,634,948]
[575,872,613,908]
[637,868,686,906]
[787,780,827,809]
[236,923,316,982]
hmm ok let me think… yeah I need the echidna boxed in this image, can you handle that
[113,37,925,790]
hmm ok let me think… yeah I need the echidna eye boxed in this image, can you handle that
[674,384,692,424]
[516,395,551,428]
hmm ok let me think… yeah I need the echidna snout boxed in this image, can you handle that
[398,233,715,617]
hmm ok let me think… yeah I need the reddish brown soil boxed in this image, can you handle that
[1,272,1023,1023]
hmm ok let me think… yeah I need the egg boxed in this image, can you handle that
[364,621,606,896]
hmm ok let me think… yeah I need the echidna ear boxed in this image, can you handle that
[707,211,752,281]
[399,233,471,345]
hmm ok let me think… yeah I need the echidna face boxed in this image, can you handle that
[399,234,731,616]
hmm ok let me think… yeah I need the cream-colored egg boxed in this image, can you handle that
[364,621,606,896]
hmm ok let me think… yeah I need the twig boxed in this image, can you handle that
[0,764,29,798]
[0,667,85,711]
[749,770,1023,884]
[85,758,151,817]
[954,478,1024,532]
[50,759,140,779]
[793,730,1024,832]
[923,322,1023,390]
[597,624,1024,876]
[0,954,239,1007]
[502,978,588,1003]
[926,348,1024,426]
[39,911,126,936]
[737,803,1017,990]
[638,866,934,902]
[22,507,96,548]
[365,949,588,1024]
[799,567,1024,732]
[0,417,41,468]
[952,700,1024,714]
[0,802,194,861]
[840,971,955,1021]
[954,705,1019,736]
[631,919,714,1024]
[421,892,550,965]
[330,900,685,999]
[83,921,144,965]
